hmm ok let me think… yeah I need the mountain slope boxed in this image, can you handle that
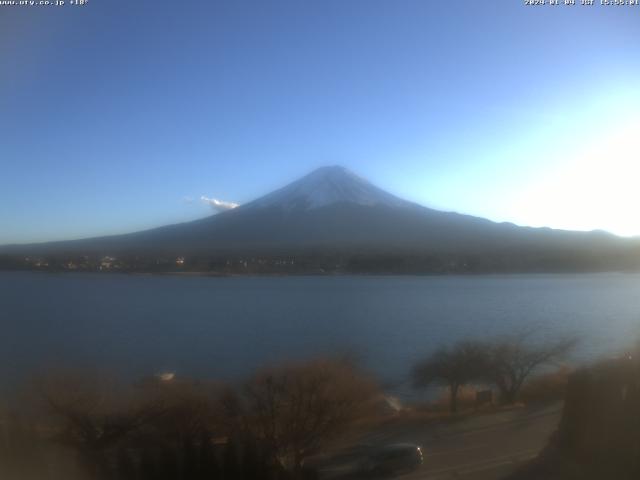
[1,166,637,271]
[239,165,413,211]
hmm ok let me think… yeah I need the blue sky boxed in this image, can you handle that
[1,0,639,244]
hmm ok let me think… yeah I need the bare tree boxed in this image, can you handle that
[136,375,226,441]
[484,334,577,404]
[241,358,378,476]
[412,341,487,413]
[38,372,167,479]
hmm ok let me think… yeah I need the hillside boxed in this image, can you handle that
[1,166,639,273]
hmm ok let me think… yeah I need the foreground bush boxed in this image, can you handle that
[231,358,379,476]
[0,358,378,480]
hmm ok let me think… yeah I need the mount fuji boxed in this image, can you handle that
[1,166,637,273]
[239,165,412,212]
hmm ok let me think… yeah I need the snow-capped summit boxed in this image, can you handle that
[240,165,411,212]
[2,164,629,272]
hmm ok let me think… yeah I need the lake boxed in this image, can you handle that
[2,271,640,397]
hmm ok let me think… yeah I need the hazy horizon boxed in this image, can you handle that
[1,163,637,247]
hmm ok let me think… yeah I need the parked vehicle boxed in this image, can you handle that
[360,444,424,477]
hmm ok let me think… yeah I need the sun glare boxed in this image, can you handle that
[511,116,640,237]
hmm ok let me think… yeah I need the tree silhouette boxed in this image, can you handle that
[38,372,166,479]
[412,341,487,413]
[242,358,377,476]
[484,334,576,404]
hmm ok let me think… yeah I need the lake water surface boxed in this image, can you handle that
[3,272,640,396]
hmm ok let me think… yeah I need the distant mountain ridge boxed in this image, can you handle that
[1,166,639,273]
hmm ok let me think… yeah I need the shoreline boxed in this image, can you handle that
[1,268,640,279]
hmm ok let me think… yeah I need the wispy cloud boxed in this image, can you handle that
[200,196,240,212]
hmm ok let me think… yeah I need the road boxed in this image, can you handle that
[362,403,562,480]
